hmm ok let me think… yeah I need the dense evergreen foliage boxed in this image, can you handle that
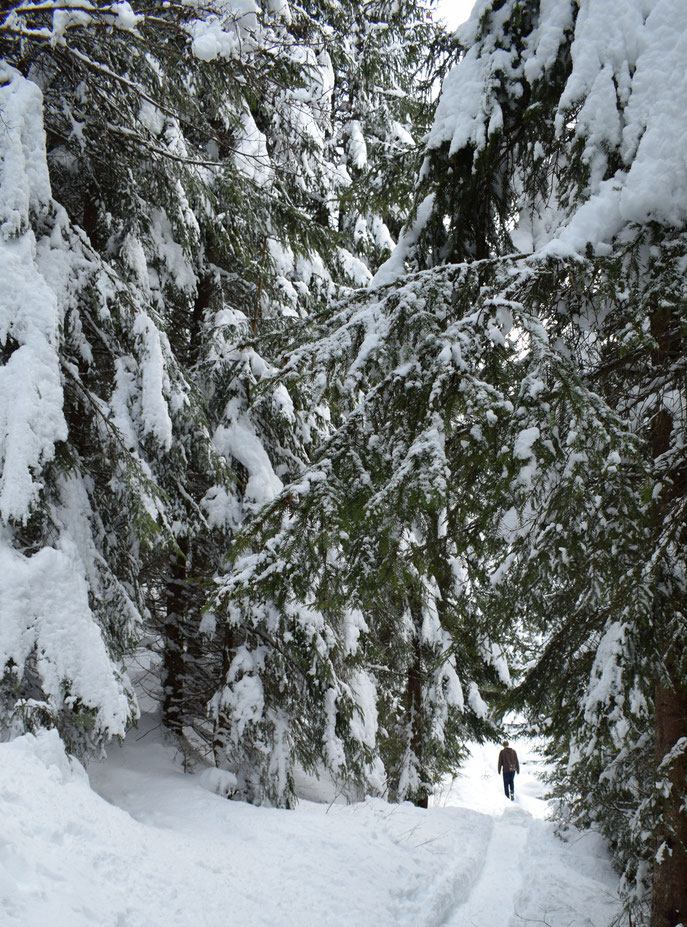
[0,0,445,781]
[353,2,687,923]
[1,2,685,925]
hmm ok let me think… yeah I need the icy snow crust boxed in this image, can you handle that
[426,0,687,258]
[0,720,620,927]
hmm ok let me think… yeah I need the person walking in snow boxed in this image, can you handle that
[498,741,519,800]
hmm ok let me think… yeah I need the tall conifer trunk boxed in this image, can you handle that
[651,676,687,927]
[405,642,429,808]
[162,538,190,735]
[650,307,687,927]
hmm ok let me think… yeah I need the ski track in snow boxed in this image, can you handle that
[443,803,529,927]
[0,719,620,927]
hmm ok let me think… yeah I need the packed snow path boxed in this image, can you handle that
[432,745,621,927]
[0,719,620,927]
[443,804,529,927]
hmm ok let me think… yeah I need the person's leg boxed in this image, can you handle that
[503,772,510,797]
[504,771,515,799]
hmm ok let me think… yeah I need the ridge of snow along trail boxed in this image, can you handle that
[0,717,620,926]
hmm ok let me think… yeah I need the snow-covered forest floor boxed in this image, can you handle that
[1,717,620,927]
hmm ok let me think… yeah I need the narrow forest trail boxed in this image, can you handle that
[432,741,621,927]
[0,720,620,927]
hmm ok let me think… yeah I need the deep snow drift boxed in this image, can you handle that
[0,717,619,926]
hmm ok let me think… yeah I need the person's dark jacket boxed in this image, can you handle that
[498,747,520,774]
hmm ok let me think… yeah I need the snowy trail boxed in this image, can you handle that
[0,723,620,927]
[433,742,621,927]
[444,803,529,927]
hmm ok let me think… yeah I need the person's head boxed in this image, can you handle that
[503,740,509,748]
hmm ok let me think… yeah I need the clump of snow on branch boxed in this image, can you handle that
[0,534,132,736]
[188,0,261,62]
[214,410,284,508]
[421,0,687,260]
[583,621,629,746]
[370,194,435,288]
[0,67,67,522]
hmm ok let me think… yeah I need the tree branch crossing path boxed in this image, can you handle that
[0,721,621,927]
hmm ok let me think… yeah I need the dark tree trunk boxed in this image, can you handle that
[649,304,687,927]
[189,274,213,364]
[82,185,100,247]
[162,537,190,735]
[406,653,429,808]
[212,621,238,765]
[651,676,687,927]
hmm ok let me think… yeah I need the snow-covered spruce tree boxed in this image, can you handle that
[388,1,686,923]
[312,0,446,271]
[0,0,441,774]
[246,0,446,287]
[216,0,687,909]
[0,1,338,753]
[192,2,451,804]
[222,255,577,806]
[0,1,257,751]
[509,233,687,927]
[0,57,147,753]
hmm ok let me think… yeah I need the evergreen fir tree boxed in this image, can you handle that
[366,1,687,922]
[0,0,336,753]
[213,3,687,921]
[194,0,449,804]
[0,0,442,791]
